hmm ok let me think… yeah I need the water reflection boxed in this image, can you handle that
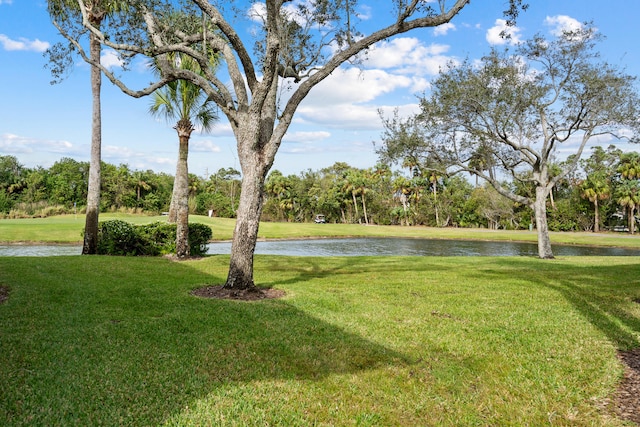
[207,237,640,257]
[0,245,82,257]
[2,238,640,257]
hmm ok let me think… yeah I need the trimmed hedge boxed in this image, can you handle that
[96,220,212,256]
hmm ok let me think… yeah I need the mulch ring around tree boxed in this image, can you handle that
[610,348,640,425]
[191,285,285,301]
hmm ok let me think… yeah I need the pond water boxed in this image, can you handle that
[2,238,640,257]
[206,237,640,257]
[0,245,83,257]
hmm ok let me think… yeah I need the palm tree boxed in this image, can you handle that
[428,172,442,226]
[265,171,294,221]
[342,170,370,224]
[468,145,495,187]
[132,170,151,207]
[615,153,640,235]
[150,54,218,258]
[48,0,129,254]
[580,171,611,232]
[616,179,640,235]
[392,176,412,226]
[341,173,359,223]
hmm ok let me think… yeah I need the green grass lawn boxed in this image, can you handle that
[1,254,639,425]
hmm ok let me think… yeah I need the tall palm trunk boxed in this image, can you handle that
[549,186,556,210]
[168,189,178,222]
[173,120,193,258]
[400,193,409,226]
[593,198,600,233]
[351,191,359,223]
[433,185,439,227]
[362,196,369,225]
[82,28,102,255]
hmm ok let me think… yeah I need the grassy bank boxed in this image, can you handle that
[1,255,639,425]
[2,213,640,248]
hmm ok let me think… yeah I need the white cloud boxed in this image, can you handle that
[357,4,372,20]
[132,156,175,171]
[247,2,266,23]
[289,67,418,130]
[0,133,74,154]
[0,1,13,5]
[486,19,521,45]
[377,103,421,121]
[409,76,430,93]
[101,145,177,170]
[434,22,455,36]
[209,123,234,137]
[0,133,33,153]
[0,34,49,52]
[103,145,138,159]
[282,131,331,143]
[191,139,222,153]
[544,15,583,37]
[247,1,308,26]
[250,0,355,29]
[314,68,410,104]
[46,140,75,153]
[365,37,455,75]
[296,103,380,130]
[100,49,124,69]
[279,131,331,155]
[277,35,439,132]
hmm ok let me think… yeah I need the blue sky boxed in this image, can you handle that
[1,1,639,178]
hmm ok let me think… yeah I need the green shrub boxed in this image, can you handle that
[134,222,176,256]
[96,220,140,255]
[96,220,212,256]
[188,222,213,256]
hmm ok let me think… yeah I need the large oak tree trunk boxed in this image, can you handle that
[223,71,279,290]
[224,155,269,289]
[533,186,554,259]
[82,29,102,255]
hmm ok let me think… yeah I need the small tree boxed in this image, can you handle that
[615,152,640,234]
[580,170,610,232]
[149,53,218,258]
[379,24,640,258]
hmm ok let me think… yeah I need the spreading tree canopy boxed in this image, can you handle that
[378,24,640,258]
[48,0,527,288]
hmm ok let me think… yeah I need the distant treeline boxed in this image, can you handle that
[0,150,637,232]
[0,155,240,219]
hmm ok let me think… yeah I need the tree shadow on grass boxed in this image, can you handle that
[0,256,408,426]
[252,254,457,289]
[487,257,640,350]
[483,257,640,424]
